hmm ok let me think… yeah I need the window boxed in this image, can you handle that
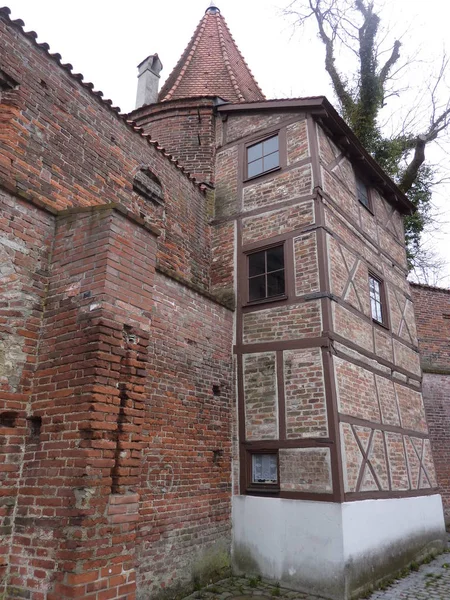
[356,176,371,210]
[0,68,18,104]
[251,453,278,485]
[133,169,164,205]
[247,135,279,179]
[369,274,385,325]
[248,245,285,302]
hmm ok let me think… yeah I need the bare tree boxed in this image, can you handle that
[284,0,450,270]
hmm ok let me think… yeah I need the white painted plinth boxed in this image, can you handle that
[232,495,446,600]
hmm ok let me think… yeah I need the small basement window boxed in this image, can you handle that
[252,453,278,485]
[133,169,164,205]
[248,245,285,303]
[247,135,279,179]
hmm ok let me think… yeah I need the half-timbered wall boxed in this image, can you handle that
[215,109,438,505]
[214,111,337,500]
[317,123,437,500]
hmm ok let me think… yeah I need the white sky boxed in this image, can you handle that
[4,0,450,285]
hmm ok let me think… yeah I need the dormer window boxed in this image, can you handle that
[246,134,279,179]
[133,169,164,205]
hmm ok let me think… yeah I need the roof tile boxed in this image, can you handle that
[158,8,264,103]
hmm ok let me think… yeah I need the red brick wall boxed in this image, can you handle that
[421,374,450,521]
[412,284,450,521]
[412,284,450,369]
[0,189,54,588]
[136,272,233,597]
[0,12,234,600]
[0,14,210,290]
[5,207,157,600]
[129,98,217,185]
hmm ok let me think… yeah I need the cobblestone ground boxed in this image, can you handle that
[183,540,450,600]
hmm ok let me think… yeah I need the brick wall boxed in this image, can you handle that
[5,207,157,599]
[412,284,450,369]
[0,11,235,599]
[129,98,217,184]
[136,272,233,597]
[0,14,210,290]
[0,189,54,588]
[412,284,450,521]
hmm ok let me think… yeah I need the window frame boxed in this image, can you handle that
[245,449,280,494]
[355,174,373,213]
[368,271,389,328]
[244,132,282,181]
[245,242,287,306]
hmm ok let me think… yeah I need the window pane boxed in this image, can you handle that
[263,150,279,172]
[267,271,285,297]
[267,246,284,272]
[371,297,378,320]
[252,454,277,484]
[376,302,383,322]
[263,136,279,155]
[248,158,263,178]
[249,275,266,301]
[248,250,266,277]
[369,276,383,322]
[356,178,369,207]
[248,142,263,163]
[372,278,380,299]
[372,299,383,322]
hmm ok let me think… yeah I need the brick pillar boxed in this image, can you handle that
[7,205,158,600]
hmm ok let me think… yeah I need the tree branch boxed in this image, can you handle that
[379,40,401,85]
[308,0,355,115]
[399,135,427,192]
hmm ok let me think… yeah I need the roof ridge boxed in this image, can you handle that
[215,14,244,102]
[0,6,205,192]
[219,13,265,100]
[158,15,204,102]
[163,16,206,101]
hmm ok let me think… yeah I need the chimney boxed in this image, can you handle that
[135,54,163,109]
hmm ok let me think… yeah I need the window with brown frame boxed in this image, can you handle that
[247,245,285,303]
[245,451,279,492]
[246,134,279,179]
[356,175,371,210]
[369,273,387,326]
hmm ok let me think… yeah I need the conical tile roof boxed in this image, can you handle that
[158,4,265,103]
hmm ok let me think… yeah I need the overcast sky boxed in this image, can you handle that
[5,0,450,285]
